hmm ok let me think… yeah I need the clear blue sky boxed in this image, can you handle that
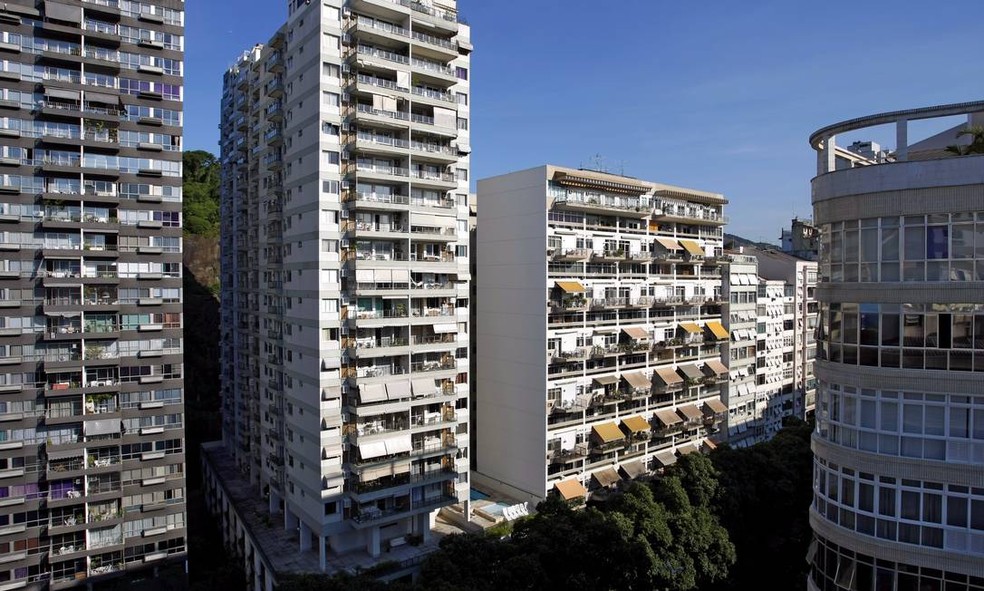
[185,0,984,242]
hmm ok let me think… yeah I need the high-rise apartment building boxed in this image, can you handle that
[0,0,187,588]
[721,248,817,447]
[475,165,729,504]
[808,101,984,590]
[204,0,472,583]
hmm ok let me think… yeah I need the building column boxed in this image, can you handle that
[319,536,327,572]
[821,135,837,174]
[284,507,298,532]
[253,550,262,591]
[895,118,908,161]
[416,513,431,543]
[269,489,282,515]
[299,521,312,552]
[367,526,380,557]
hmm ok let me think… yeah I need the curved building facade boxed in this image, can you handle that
[809,101,984,591]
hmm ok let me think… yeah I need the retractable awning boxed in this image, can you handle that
[621,372,651,390]
[356,269,374,282]
[45,87,80,101]
[385,381,410,400]
[706,321,729,340]
[555,281,585,293]
[555,479,587,501]
[592,422,624,443]
[619,461,646,479]
[47,448,83,460]
[703,398,728,415]
[654,408,683,426]
[84,419,120,436]
[384,435,412,455]
[592,374,619,386]
[676,404,703,422]
[359,383,387,404]
[654,237,681,250]
[702,359,729,375]
[678,240,704,256]
[412,378,435,396]
[85,91,119,105]
[679,322,701,334]
[432,323,457,334]
[654,367,683,386]
[621,415,651,433]
[358,440,387,460]
[591,467,621,488]
[676,363,702,380]
[654,450,677,467]
[677,443,699,456]
[622,326,649,340]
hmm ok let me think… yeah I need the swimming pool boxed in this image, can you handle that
[469,488,490,501]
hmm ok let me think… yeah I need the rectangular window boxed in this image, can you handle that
[322,92,340,107]
[457,117,468,130]
[455,168,468,182]
[455,66,468,80]
[455,92,468,105]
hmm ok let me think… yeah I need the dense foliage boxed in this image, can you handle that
[182,150,221,237]
[277,420,814,591]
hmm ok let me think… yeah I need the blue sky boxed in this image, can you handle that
[185,0,984,242]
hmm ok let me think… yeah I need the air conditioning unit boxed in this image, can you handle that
[339,209,349,219]
[341,7,350,17]
[341,34,351,45]
[340,326,349,336]
[339,268,348,277]
[341,92,350,103]
[340,239,349,248]
[341,64,350,74]
[341,180,351,190]
[341,151,350,160]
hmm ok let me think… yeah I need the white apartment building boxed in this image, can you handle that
[204,0,472,586]
[475,165,729,504]
[721,254,758,443]
[721,247,817,447]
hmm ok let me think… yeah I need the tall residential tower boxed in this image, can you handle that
[809,101,984,590]
[0,0,187,588]
[476,165,729,504]
[204,0,472,585]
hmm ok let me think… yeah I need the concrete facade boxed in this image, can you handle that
[476,165,729,504]
[808,101,984,590]
[0,0,188,588]
[207,0,472,584]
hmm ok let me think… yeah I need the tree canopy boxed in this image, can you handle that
[182,150,221,237]
[275,420,814,591]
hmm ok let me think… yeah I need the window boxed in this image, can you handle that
[322,92,340,107]
[320,239,338,252]
[322,62,339,79]
[457,117,468,130]
[456,92,468,105]
[322,122,339,136]
[455,66,468,80]
[455,168,468,182]
[455,245,467,257]
[322,150,340,165]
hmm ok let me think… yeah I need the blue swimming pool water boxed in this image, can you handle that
[470,488,490,501]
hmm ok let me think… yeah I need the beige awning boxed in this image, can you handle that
[411,378,435,396]
[591,467,621,488]
[654,237,681,250]
[706,321,729,340]
[385,381,410,400]
[654,450,677,467]
[593,374,619,386]
[703,398,728,415]
[621,415,651,433]
[619,461,646,479]
[359,383,387,404]
[677,443,700,456]
[679,239,704,256]
[679,322,701,334]
[654,408,683,426]
[592,422,624,443]
[676,364,702,380]
[555,479,587,501]
[357,441,387,460]
[703,438,718,451]
[621,326,649,340]
[702,359,728,376]
[676,404,703,422]
[654,367,683,386]
[621,372,651,390]
[555,281,585,293]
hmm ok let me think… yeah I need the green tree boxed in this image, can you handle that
[945,125,984,156]
[182,150,221,237]
[705,418,814,591]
